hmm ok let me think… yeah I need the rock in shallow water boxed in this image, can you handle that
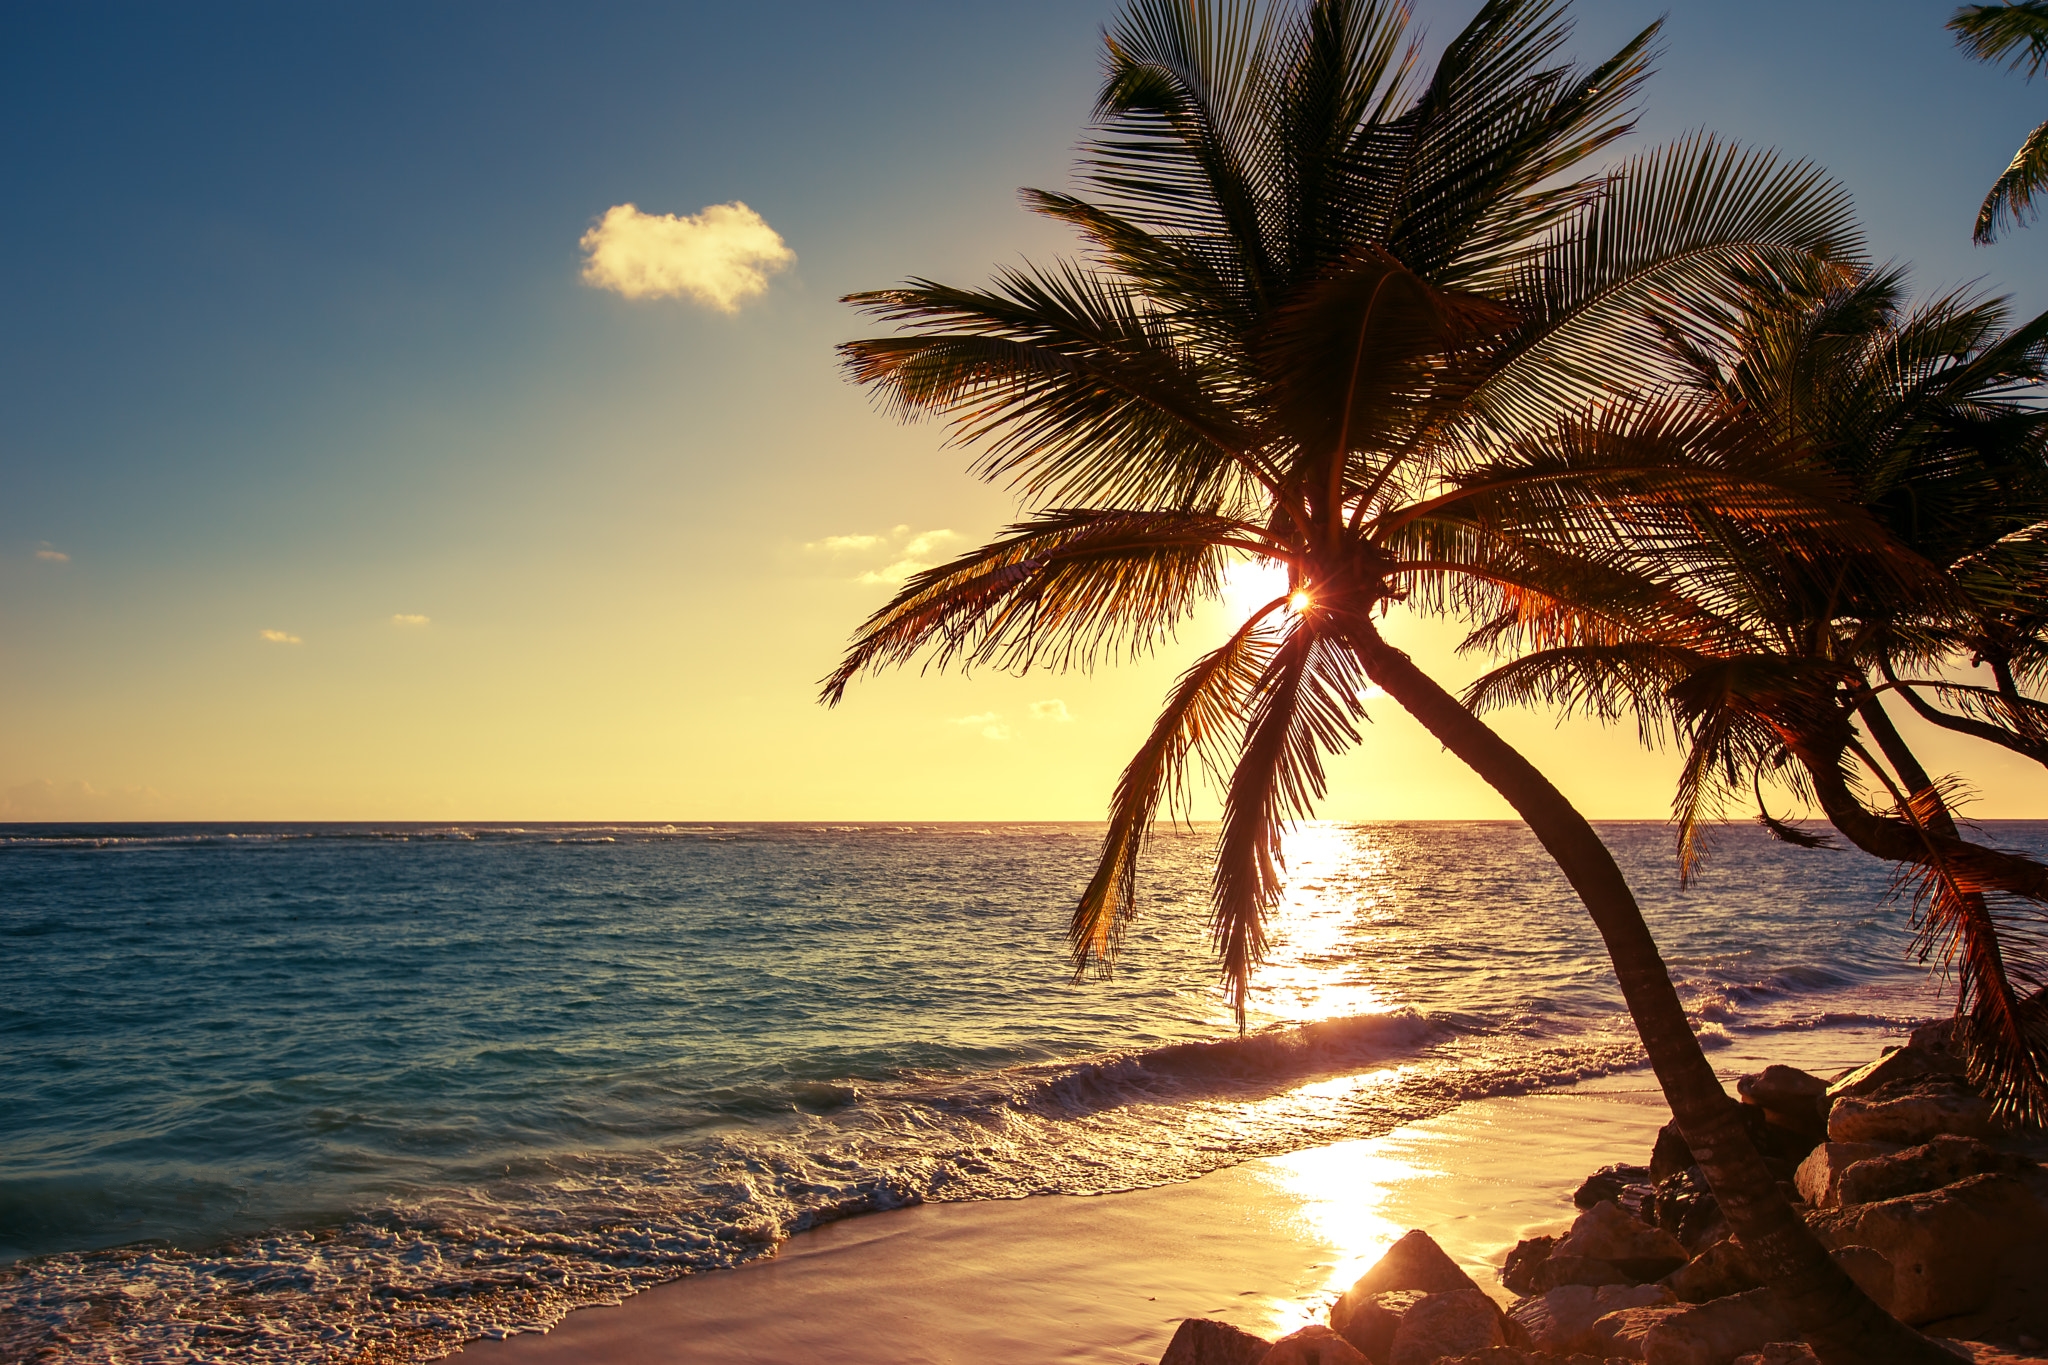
[1160,1317,1273,1365]
[1553,1200,1688,1281]
[1500,1236,1555,1296]
[1339,1229,1483,1301]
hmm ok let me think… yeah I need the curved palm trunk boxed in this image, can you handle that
[1342,615,1950,1364]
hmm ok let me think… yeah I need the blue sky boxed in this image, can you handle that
[3,0,2044,820]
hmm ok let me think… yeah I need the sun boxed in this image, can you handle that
[1288,589,1313,614]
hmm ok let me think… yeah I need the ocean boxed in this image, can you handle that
[3,819,2031,1363]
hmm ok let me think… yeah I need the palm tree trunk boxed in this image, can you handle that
[1341,615,1951,1364]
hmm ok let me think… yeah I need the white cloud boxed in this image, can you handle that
[258,629,302,645]
[391,613,430,627]
[1029,699,1072,722]
[805,525,958,584]
[35,548,69,563]
[951,711,1011,741]
[579,201,795,311]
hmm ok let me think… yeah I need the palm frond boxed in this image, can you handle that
[1975,118,2048,244]
[819,509,1267,703]
[1211,624,1366,1025]
[1071,605,1287,976]
[1951,2,2048,78]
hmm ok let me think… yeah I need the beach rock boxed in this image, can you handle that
[1836,1135,2029,1206]
[1434,1352,1636,1365]
[1636,1287,1795,1365]
[1507,1284,1675,1354]
[1161,1317,1274,1365]
[1587,1304,1685,1359]
[1737,1066,1830,1144]
[1555,1200,1689,1280]
[1330,1289,1427,1363]
[1538,1256,1641,1290]
[1793,1141,1896,1208]
[1824,1044,1964,1119]
[1577,1164,1654,1210]
[1828,1078,1997,1146]
[1942,1345,2048,1364]
[1829,1244,1896,1315]
[1730,1347,1816,1365]
[1652,1170,1729,1252]
[1501,1236,1555,1296]
[1805,1172,2048,1323]
[1259,1324,1369,1365]
[1651,1123,1696,1185]
[1388,1288,1504,1365]
[1662,1235,1759,1304]
[1343,1229,1482,1299]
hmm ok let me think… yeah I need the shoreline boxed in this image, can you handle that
[445,1023,1903,1365]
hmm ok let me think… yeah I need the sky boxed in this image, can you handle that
[2,0,2044,823]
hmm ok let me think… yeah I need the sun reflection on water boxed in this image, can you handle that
[1219,822,1397,1029]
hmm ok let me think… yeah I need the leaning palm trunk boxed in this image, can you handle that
[1344,615,1953,1362]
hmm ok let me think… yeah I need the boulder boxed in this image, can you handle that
[1538,1256,1642,1291]
[1829,1245,1895,1316]
[1578,1164,1654,1209]
[1500,1236,1555,1296]
[1260,1324,1370,1365]
[1507,1284,1675,1354]
[1388,1288,1505,1365]
[1805,1172,2048,1323]
[1651,1123,1697,1185]
[1636,1287,1796,1365]
[1836,1135,2028,1206]
[1162,1318,1274,1365]
[1330,1289,1427,1363]
[1343,1229,1483,1299]
[1825,1045,1964,1116]
[1793,1141,1896,1209]
[1827,1079,1997,1145]
[1663,1236,1760,1304]
[1433,1352,1637,1365]
[1652,1170,1730,1252]
[1555,1200,1690,1280]
[1738,1066,1830,1144]
[1731,1348,1816,1365]
[1588,1304,1686,1359]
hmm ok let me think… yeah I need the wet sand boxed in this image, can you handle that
[445,1027,1897,1365]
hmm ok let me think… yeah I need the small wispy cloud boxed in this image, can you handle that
[805,524,958,584]
[579,202,795,311]
[258,629,302,645]
[1029,699,1072,723]
[391,613,430,627]
[35,547,69,563]
[951,711,1011,741]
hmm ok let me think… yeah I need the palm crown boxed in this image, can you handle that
[826,0,1865,1018]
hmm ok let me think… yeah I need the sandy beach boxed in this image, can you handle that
[448,1026,1900,1365]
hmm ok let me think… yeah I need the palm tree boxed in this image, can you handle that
[1464,260,2048,1122]
[822,1,1949,1357]
[1952,2,2048,242]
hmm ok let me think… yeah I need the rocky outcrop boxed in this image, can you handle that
[1836,1135,2029,1206]
[1730,1347,1816,1365]
[1792,1141,1896,1208]
[1500,1237,1555,1296]
[1827,1078,1997,1145]
[1340,1229,1482,1300]
[1576,1164,1654,1212]
[1161,1318,1274,1365]
[1507,1284,1674,1354]
[1805,1172,2048,1323]
[1387,1289,1504,1365]
[1260,1324,1370,1365]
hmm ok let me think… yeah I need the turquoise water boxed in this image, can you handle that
[4,820,2032,1362]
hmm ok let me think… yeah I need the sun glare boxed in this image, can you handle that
[1288,589,1313,614]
